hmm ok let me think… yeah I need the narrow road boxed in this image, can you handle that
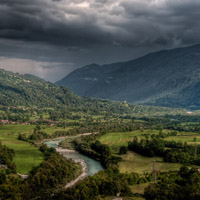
[17,173,28,179]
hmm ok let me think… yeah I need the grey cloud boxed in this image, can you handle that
[1,0,200,81]
[1,0,200,48]
[119,0,200,46]
[0,0,114,47]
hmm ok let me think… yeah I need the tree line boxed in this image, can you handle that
[145,166,200,200]
[128,136,200,165]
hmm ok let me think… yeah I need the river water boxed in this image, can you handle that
[44,138,104,176]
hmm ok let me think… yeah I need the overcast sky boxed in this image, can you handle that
[0,0,200,82]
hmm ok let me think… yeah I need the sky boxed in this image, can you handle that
[0,0,200,82]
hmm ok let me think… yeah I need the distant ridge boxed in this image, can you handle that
[0,68,184,116]
[56,44,200,110]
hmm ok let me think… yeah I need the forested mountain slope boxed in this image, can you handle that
[0,69,186,116]
[0,69,81,108]
[56,44,200,109]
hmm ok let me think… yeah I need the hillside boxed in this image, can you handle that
[56,44,200,109]
[0,69,82,108]
[0,69,187,117]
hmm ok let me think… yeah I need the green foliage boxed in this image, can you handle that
[0,144,81,200]
[0,69,187,121]
[74,138,122,168]
[0,125,44,174]
[0,69,81,108]
[144,167,200,200]
[128,135,200,166]
[0,141,15,171]
[0,176,23,200]
[2,68,200,200]
[54,168,133,200]
[128,137,165,157]
[119,146,128,155]
[0,172,6,185]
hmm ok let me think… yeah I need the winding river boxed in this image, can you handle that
[44,137,104,177]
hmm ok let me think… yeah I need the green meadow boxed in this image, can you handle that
[99,129,200,153]
[130,183,149,195]
[0,124,76,174]
[0,125,44,174]
[42,126,73,135]
[99,130,191,174]
[119,151,182,174]
[164,132,200,145]
[99,129,166,153]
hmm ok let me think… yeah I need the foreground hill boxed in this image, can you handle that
[0,69,82,108]
[56,44,200,109]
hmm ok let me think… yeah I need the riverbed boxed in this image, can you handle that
[44,138,104,177]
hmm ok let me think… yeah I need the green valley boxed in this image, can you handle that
[1,69,200,200]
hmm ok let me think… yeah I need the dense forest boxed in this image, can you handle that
[54,168,149,200]
[145,166,200,200]
[0,142,15,172]
[128,135,200,165]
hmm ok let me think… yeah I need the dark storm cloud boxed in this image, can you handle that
[1,0,200,48]
[1,0,200,81]
[120,0,200,46]
[0,0,112,47]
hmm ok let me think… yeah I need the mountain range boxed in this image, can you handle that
[56,44,200,110]
[0,68,186,117]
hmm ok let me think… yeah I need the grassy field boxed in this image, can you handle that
[99,129,167,153]
[0,125,44,174]
[29,113,50,120]
[100,129,200,153]
[42,126,73,135]
[99,130,187,174]
[130,183,149,195]
[119,151,182,174]
[164,133,200,145]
